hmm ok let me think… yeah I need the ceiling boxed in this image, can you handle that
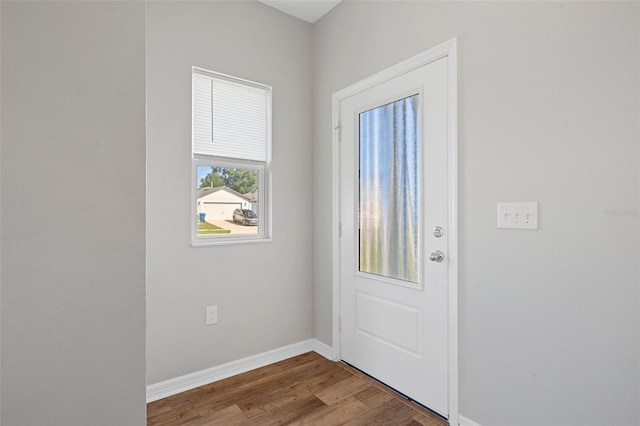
[257,0,342,23]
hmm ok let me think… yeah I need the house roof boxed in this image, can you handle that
[197,186,250,201]
[244,191,258,202]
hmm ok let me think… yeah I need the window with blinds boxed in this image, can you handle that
[192,67,272,245]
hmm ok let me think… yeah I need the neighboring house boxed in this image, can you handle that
[197,186,251,220]
[244,191,258,212]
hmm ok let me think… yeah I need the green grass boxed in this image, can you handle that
[197,221,231,235]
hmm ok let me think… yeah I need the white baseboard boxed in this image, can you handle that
[146,338,334,403]
[311,338,335,360]
[459,415,482,426]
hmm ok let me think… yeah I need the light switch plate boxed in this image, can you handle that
[497,202,538,230]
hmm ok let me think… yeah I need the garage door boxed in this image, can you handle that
[202,202,241,220]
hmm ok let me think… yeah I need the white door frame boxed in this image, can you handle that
[331,38,458,424]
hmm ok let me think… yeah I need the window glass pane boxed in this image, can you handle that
[359,94,420,283]
[196,166,259,237]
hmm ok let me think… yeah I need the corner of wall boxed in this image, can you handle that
[636,6,640,425]
[0,0,3,421]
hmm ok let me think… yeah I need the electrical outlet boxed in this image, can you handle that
[205,306,218,325]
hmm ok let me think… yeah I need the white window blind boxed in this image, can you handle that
[193,70,269,162]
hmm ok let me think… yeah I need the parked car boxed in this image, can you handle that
[233,209,258,226]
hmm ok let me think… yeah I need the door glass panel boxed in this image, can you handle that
[359,94,420,283]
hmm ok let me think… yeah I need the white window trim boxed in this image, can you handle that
[191,68,272,246]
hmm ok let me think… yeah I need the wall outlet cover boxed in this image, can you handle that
[205,305,218,325]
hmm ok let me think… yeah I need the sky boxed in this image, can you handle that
[196,165,214,188]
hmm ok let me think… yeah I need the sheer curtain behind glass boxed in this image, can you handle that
[359,94,420,283]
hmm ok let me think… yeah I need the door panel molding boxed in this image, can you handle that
[355,290,423,357]
[331,38,458,425]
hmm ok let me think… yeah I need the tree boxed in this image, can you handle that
[199,171,225,188]
[200,168,257,194]
[222,168,258,194]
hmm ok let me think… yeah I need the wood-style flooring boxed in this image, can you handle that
[147,351,448,426]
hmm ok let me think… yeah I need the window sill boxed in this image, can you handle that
[191,236,273,247]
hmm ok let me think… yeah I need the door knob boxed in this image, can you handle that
[429,250,444,262]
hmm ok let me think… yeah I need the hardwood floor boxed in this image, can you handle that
[147,351,448,426]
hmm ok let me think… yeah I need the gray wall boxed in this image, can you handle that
[1,1,147,425]
[2,2,637,425]
[312,2,640,425]
[146,1,313,385]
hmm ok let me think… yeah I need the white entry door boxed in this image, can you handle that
[339,54,452,417]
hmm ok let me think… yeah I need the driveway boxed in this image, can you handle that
[208,219,258,235]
